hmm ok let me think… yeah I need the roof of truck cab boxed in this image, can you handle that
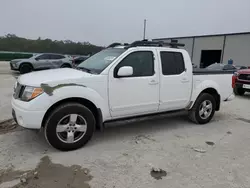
[114,46,186,52]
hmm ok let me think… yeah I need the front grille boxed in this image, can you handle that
[238,74,250,81]
[13,83,25,99]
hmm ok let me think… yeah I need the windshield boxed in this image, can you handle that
[78,48,126,74]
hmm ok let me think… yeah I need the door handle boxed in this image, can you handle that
[181,77,189,83]
[149,80,159,85]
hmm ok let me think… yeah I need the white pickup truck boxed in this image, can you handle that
[11,40,234,151]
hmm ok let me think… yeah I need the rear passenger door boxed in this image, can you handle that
[158,50,192,111]
[49,54,65,68]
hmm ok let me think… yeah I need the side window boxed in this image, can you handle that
[160,52,185,75]
[114,51,154,77]
[50,54,64,59]
[37,54,50,60]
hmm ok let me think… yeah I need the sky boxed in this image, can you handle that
[0,0,250,46]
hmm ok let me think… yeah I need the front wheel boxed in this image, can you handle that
[19,64,33,74]
[188,93,216,124]
[44,103,95,151]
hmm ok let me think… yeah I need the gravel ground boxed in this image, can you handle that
[0,61,18,122]
[1,62,250,188]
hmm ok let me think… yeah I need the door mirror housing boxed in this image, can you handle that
[35,57,40,61]
[117,66,133,77]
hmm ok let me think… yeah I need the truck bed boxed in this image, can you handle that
[193,69,233,101]
[193,68,235,75]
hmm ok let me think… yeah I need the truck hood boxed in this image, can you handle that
[18,68,92,87]
[238,69,250,74]
[11,58,29,62]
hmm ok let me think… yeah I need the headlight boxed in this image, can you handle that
[21,86,44,101]
[11,61,18,68]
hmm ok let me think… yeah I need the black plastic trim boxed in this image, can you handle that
[193,69,235,75]
[104,110,183,124]
[97,108,104,131]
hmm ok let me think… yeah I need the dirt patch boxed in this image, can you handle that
[0,156,92,188]
[150,168,167,180]
[205,141,215,146]
[133,134,156,144]
[0,119,17,134]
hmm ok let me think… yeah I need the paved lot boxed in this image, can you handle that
[0,61,18,122]
[0,61,250,188]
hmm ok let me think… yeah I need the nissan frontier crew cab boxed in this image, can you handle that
[11,40,234,151]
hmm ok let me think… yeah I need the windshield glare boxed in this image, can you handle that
[78,48,126,74]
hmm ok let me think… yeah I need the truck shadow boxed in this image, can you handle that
[90,111,209,145]
[6,111,224,153]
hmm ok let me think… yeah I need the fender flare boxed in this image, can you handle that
[19,62,33,70]
[41,84,109,122]
[190,80,220,109]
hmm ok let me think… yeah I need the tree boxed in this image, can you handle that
[0,34,103,55]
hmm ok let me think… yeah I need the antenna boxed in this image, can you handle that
[143,19,147,40]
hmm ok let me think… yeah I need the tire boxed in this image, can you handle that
[61,64,71,68]
[188,93,216,124]
[44,103,95,151]
[19,64,33,74]
[233,87,245,96]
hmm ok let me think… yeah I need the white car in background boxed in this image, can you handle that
[10,53,73,74]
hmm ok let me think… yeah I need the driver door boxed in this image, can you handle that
[108,49,160,118]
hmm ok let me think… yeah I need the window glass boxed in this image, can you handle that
[50,54,64,59]
[115,51,154,77]
[160,52,185,75]
[37,54,50,60]
[78,48,126,74]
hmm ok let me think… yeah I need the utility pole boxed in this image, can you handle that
[143,19,147,40]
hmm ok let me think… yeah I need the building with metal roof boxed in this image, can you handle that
[153,32,250,68]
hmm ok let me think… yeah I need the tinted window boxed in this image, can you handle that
[160,52,185,75]
[37,54,50,60]
[115,51,154,77]
[50,54,65,59]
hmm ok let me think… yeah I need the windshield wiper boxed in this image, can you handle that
[77,67,96,74]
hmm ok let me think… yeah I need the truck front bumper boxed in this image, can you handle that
[11,97,45,129]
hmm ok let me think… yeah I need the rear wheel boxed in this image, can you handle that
[188,93,216,124]
[19,64,33,74]
[233,87,245,96]
[44,103,95,151]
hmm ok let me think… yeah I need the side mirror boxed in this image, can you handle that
[117,66,133,77]
[35,58,39,61]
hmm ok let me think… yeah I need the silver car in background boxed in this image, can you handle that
[10,53,73,74]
